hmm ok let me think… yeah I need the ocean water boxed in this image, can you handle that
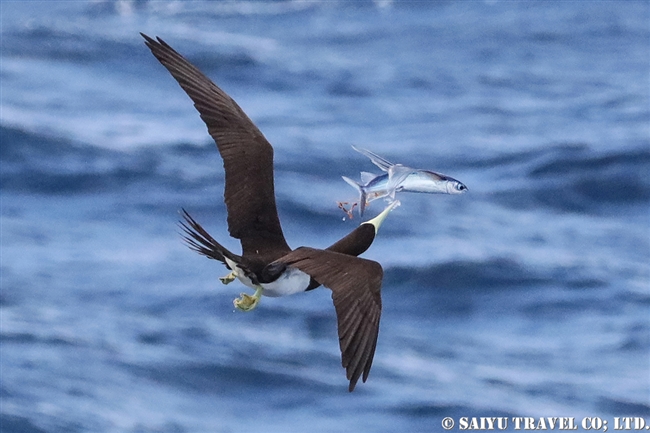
[1,1,649,432]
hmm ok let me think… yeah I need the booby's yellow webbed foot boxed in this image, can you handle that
[220,271,236,285]
[233,286,263,312]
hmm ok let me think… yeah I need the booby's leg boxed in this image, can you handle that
[219,271,236,285]
[233,286,263,312]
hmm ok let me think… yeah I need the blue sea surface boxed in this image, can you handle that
[1,1,649,432]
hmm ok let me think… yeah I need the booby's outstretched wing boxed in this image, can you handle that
[142,34,290,262]
[276,247,382,392]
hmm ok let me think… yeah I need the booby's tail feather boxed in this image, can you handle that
[179,209,240,264]
[342,176,368,217]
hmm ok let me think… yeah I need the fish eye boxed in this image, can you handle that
[457,184,466,190]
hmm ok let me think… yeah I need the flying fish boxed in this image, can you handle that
[342,145,467,216]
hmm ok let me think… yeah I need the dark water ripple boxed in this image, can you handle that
[597,398,650,417]
[385,258,549,291]
[0,414,49,433]
[123,357,349,404]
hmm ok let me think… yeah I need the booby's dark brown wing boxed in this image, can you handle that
[276,247,382,392]
[142,34,290,262]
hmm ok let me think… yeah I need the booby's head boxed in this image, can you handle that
[326,200,399,257]
[362,199,400,232]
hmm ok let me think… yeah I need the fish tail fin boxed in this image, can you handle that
[342,176,368,217]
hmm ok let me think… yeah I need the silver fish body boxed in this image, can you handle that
[397,169,467,194]
[342,146,467,216]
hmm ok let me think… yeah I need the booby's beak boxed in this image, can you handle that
[363,200,400,232]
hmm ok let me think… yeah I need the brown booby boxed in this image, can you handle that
[141,34,397,392]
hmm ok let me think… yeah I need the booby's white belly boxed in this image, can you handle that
[261,267,311,297]
[224,257,310,298]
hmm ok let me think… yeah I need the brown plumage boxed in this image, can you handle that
[277,247,382,391]
[143,33,387,391]
[142,33,289,265]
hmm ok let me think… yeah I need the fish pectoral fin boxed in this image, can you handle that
[352,145,395,171]
[387,165,417,187]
